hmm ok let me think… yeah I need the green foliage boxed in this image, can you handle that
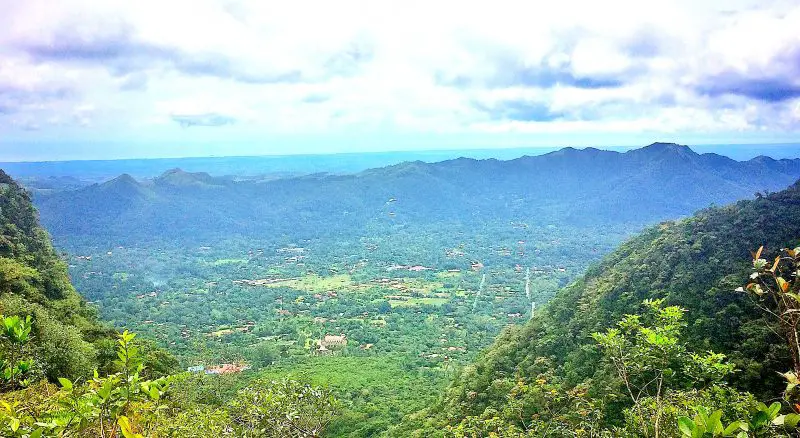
[0,327,172,437]
[676,408,745,438]
[740,245,800,406]
[592,300,743,437]
[444,366,608,437]
[0,321,339,437]
[228,379,338,437]
[0,314,34,390]
[409,182,800,435]
[677,402,800,438]
[0,172,123,382]
[259,355,446,437]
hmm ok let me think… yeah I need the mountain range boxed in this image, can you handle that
[29,143,800,246]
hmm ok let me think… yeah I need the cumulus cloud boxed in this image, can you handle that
[0,0,798,145]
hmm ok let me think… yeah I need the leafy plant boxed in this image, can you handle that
[677,408,745,437]
[740,245,800,404]
[0,314,34,390]
[593,299,735,438]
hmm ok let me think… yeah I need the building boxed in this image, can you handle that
[322,334,347,348]
[313,334,348,356]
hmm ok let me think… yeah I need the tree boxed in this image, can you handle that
[0,314,34,390]
[740,245,800,402]
[593,299,737,438]
[228,378,339,437]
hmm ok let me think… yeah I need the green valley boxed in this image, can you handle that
[5,144,800,437]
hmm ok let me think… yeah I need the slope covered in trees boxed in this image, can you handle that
[397,179,800,436]
[0,169,117,381]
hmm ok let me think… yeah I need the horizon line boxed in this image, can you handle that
[3,141,800,165]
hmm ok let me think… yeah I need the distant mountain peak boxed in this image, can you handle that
[643,142,692,151]
[155,168,219,187]
[107,173,140,186]
[95,173,151,200]
[751,155,776,163]
[161,168,185,176]
[628,142,699,161]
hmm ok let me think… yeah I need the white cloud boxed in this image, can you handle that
[0,0,798,148]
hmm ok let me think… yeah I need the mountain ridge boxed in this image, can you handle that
[27,143,800,245]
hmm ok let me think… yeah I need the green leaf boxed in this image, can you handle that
[786,293,800,303]
[57,377,73,391]
[678,417,695,436]
[768,402,782,419]
[751,410,770,428]
[784,413,800,428]
[118,416,143,438]
[708,410,723,434]
[723,421,743,436]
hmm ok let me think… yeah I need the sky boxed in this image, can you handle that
[0,0,799,161]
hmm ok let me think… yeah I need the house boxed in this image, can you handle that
[187,365,205,373]
[322,334,347,348]
[313,334,348,356]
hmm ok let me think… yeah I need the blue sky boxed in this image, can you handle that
[1,0,799,161]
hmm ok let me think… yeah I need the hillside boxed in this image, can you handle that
[30,143,800,247]
[0,170,115,380]
[396,178,800,436]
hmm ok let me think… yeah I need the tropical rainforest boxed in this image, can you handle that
[3,143,800,437]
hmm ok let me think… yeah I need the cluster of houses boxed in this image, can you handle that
[387,264,432,272]
[233,277,292,287]
[135,291,158,299]
[276,246,305,254]
[187,363,251,375]
[372,277,420,291]
[445,248,465,258]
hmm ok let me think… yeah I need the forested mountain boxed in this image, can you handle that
[32,143,800,246]
[396,178,800,436]
[0,170,119,380]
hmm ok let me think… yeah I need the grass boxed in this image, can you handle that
[262,274,354,293]
[389,297,449,308]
